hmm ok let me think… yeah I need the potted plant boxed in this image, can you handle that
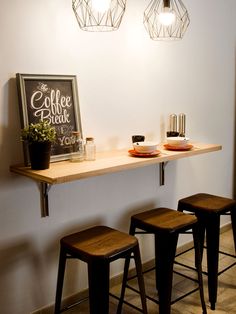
[21,120,56,170]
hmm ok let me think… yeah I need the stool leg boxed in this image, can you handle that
[88,260,110,314]
[118,222,147,314]
[193,225,207,314]
[117,245,148,314]
[54,248,67,314]
[155,233,178,314]
[133,244,148,314]
[205,214,220,310]
[129,220,136,236]
[230,208,236,252]
[116,252,131,314]
[195,215,206,262]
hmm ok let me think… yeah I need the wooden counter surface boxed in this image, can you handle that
[10,143,222,185]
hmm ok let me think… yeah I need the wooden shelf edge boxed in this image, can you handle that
[10,143,222,185]
[9,142,222,218]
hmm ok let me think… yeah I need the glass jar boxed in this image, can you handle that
[85,137,96,161]
[70,131,84,162]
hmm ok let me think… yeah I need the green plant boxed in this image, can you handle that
[21,120,56,143]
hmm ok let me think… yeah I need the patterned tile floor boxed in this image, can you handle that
[66,227,236,313]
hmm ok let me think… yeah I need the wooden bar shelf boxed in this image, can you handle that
[10,142,222,217]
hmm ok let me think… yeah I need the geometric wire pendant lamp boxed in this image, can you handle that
[144,0,190,40]
[72,0,127,32]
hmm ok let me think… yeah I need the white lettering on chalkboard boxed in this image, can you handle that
[30,89,71,124]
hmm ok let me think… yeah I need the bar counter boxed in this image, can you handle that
[10,142,222,217]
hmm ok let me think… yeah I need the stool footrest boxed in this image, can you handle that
[175,246,236,277]
[173,268,199,283]
[125,282,200,306]
[109,292,143,313]
[60,296,89,313]
[175,246,195,258]
[174,260,196,273]
[218,262,236,276]
[218,250,235,258]
[126,284,159,304]
[125,265,201,307]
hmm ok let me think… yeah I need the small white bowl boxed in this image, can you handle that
[133,141,158,154]
[166,137,190,146]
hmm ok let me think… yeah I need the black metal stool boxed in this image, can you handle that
[54,225,147,314]
[118,207,207,314]
[178,193,236,310]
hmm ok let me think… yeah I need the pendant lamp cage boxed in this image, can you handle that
[72,0,127,32]
[144,0,190,40]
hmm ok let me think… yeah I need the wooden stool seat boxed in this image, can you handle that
[119,208,207,314]
[131,207,198,233]
[54,226,147,314]
[178,193,236,310]
[178,193,236,215]
[61,226,138,259]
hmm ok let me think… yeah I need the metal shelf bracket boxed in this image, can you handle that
[159,162,168,186]
[38,182,52,217]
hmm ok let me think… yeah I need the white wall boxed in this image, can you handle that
[0,0,235,313]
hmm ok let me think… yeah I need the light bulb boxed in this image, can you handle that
[91,0,111,13]
[158,7,176,26]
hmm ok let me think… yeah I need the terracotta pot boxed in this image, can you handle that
[28,142,52,170]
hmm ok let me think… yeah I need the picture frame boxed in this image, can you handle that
[16,73,83,164]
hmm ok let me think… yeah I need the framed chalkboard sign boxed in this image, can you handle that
[16,73,82,164]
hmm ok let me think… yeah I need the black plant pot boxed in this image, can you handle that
[28,142,52,170]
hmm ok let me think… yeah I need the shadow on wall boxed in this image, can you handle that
[0,237,44,313]
[0,217,105,314]
[0,77,23,183]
